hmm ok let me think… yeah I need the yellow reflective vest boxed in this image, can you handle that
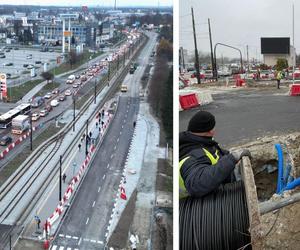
[179,148,219,199]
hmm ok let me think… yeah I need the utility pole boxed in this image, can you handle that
[85,119,89,156]
[191,7,201,84]
[73,96,75,132]
[208,18,215,79]
[246,45,249,73]
[30,112,33,151]
[59,155,62,201]
[292,2,295,85]
[94,79,97,104]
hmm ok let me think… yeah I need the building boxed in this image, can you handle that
[261,37,296,66]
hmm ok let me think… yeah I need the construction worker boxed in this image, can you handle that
[276,70,282,89]
[179,111,251,198]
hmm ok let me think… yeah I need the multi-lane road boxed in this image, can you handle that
[51,32,157,250]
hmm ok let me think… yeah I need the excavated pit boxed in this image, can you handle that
[233,132,300,249]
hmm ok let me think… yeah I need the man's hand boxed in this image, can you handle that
[231,149,252,161]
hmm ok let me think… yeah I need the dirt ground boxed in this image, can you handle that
[235,132,300,249]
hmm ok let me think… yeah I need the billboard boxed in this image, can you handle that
[261,37,290,54]
[0,73,7,99]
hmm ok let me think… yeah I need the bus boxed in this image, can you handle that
[0,103,31,129]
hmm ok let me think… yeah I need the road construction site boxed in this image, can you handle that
[179,79,300,249]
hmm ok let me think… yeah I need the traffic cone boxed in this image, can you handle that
[120,186,127,200]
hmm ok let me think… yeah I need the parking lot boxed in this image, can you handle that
[0,47,60,84]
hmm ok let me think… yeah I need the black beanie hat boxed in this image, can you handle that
[188,111,215,133]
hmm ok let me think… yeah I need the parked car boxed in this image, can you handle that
[44,92,52,99]
[0,55,6,58]
[23,64,29,68]
[59,95,66,101]
[0,136,12,146]
[40,109,48,117]
[204,70,213,79]
[3,62,13,66]
[31,112,40,121]
[50,99,59,107]
[65,89,72,96]
[27,65,34,69]
[35,61,42,64]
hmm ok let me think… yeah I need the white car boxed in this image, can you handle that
[65,89,72,96]
[50,99,59,107]
[31,112,40,121]
[44,92,52,99]
[72,83,79,88]
[40,109,48,117]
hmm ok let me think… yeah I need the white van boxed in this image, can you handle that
[66,75,76,84]
[121,85,128,92]
[50,99,59,107]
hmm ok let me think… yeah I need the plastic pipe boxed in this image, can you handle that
[282,177,300,191]
[275,144,284,193]
[283,163,292,187]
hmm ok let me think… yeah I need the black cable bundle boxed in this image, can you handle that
[180,181,251,250]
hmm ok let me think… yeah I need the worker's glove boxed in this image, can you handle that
[231,149,252,162]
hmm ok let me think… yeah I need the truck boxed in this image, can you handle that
[66,75,76,84]
[12,115,30,134]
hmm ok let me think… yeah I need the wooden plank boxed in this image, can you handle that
[240,156,264,250]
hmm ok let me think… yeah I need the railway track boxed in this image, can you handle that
[0,34,148,226]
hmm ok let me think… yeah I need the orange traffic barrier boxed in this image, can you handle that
[290,84,300,96]
[179,94,199,110]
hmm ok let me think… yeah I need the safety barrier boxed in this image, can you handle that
[179,94,199,110]
[289,84,300,96]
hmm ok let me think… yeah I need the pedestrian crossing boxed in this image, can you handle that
[51,246,79,250]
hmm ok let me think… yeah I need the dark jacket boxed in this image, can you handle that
[179,131,237,197]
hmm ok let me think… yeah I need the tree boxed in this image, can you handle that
[41,72,54,84]
[157,38,173,61]
[259,63,269,70]
[276,58,288,71]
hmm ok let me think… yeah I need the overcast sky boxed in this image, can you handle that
[180,0,297,60]
[1,0,172,7]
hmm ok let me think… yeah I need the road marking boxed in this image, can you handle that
[123,119,126,123]
[58,234,64,238]
[66,235,71,239]
[98,241,104,244]
[107,163,110,169]
[120,131,122,135]
[126,109,129,113]
[92,201,96,207]
[111,154,114,159]
[78,238,82,245]
[98,186,101,192]
[122,125,123,129]
[83,238,90,242]
[91,239,96,243]
[72,236,79,240]
[86,217,89,224]
[103,174,106,180]
[58,247,64,250]
[117,138,119,142]
[67,248,72,250]
[114,145,116,150]
[51,246,57,250]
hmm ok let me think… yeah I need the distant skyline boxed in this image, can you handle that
[180,0,297,60]
[1,0,173,7]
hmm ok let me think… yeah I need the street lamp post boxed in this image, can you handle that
[73,95,76,131]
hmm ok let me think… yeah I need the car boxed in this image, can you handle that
[14,47,19,50]
[5,49,10,52]
[23,64,29,68]
[27,65,34,69]
[65,89,72,96]
[35,61,42,64]
[26,55,32,59]
[50,99,59,107]
[87,72,94,76]
[44,92,52,99]
[75,75,80,79]
[31,112,40,121]
[121,85,128,92]
[45,105,52,112]
[72,83,79,88]
[0,136,12,146]
[3,62,13,66]
[52,88,60,94]
[0,55,6,58]
[204,70,213,79]
[6,73,11,79]
[58,95,66,101]
[40,109,48,117]
[80,76,87,82]
[49,49,54,52]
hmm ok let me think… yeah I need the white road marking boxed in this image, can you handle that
[117,138,119,142]
[51,246,57,250]
[98,240,104,244]
[58,234,64,237]
[83,238,90,242]
[66,235,71,239]
[58,247,64,250]
[72,236,79,240]
[114,145,116,150]
[120,131,122,135]
[91,239,96,243]
[103,174,106,180]
[107,163,110,169]
[98,186,101,192]
[121,125,124,129]
[67,248,72,250]
[123,119,126,123]
[78,238,82,245]
[92,201,96,207]
[86,217,89,225]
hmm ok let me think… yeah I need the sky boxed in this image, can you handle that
[180,0,297,60]
[1,0,173,7]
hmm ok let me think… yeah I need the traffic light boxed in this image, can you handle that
[0,81,6,93]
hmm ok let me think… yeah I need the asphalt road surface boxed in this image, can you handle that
[52,95,137,249]
[180,87,300,147]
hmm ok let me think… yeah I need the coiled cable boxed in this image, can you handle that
[180,181,251,250]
